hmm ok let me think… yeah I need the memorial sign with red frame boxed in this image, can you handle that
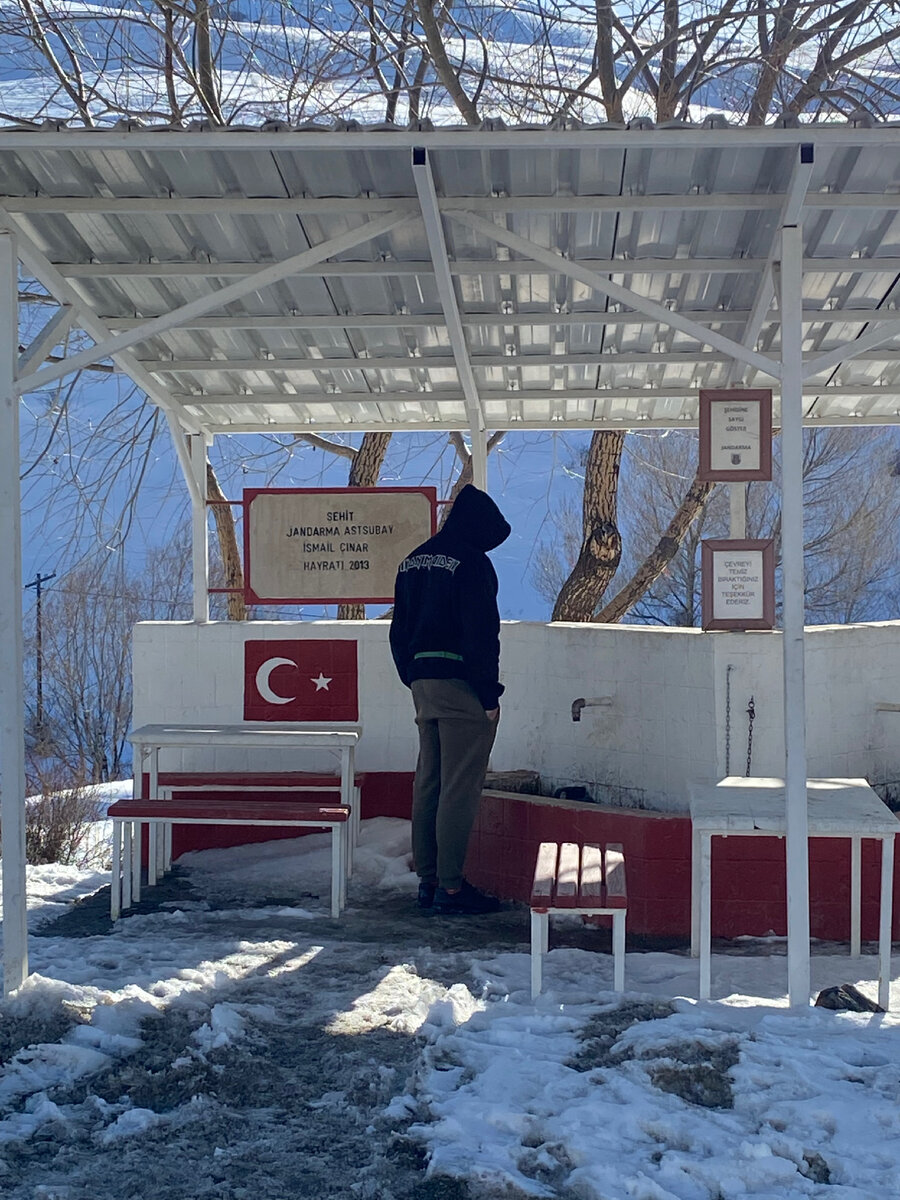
[701,538,776,631]
[698,388,773,482]
[244,487,436,605]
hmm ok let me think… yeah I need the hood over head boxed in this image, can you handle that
[442,484,511,551]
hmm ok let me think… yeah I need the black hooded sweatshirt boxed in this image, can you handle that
[389,485,511,710]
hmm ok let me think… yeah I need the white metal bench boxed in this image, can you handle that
[530,840,627,999]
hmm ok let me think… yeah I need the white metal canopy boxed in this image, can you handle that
[3,119,900,1002]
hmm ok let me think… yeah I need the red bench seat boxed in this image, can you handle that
[108,795,352,921]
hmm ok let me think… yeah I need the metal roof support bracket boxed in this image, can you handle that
[779,220,812,1010]
[0,230,28,996]
[803,318,900,380]
[17,304,72,377]
[0,208,205,436]
[164,410,204,510]
[14,211,408,396]
[445,209,782,381]
[412,147,487,451]
[470,431,488,491]
[728,144,815,386]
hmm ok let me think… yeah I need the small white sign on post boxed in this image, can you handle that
[698,389,773,482]
[244,487,435,604]
[701,538,775,630]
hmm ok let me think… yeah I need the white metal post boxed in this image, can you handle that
[190,433,209,622]
[0,232,28,994]
[728,484,746,539]
[470,432,488,492]
[780,219,811,1008]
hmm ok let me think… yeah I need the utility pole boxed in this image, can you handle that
[25,570,55,735]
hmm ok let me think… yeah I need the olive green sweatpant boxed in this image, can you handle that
[410,678,498,892]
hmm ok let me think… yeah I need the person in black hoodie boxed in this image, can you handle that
[390,484,511,915]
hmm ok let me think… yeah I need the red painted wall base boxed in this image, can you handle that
[466,790,900,943]
[150,770,899,942]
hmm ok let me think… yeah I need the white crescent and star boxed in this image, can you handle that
[256,657,296,704]
[256,657,333,703]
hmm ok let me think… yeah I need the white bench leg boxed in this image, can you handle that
[613,911,626,992]
[699,832,712,1000]
[878,835,894,1011]
[330,825,341,918]
[531,911,547,999]
[691,824,701,956]
[851,835,862,957]
[111,820,123,920]
[341,822,350,909]
[164,822,173,871]
[122,822,133,911]
[148,823,158,887]
[132,822,142,904]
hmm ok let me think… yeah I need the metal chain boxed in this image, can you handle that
[725,665,733,776]
[746,695,755,776]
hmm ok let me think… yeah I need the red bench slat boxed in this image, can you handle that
[555,842,581,907]
[530,840,627,911]
[530,842,558,910]
[156,771,364,787]
[604,843,627,908]
[580,844,605,902]
[109,799,350,823]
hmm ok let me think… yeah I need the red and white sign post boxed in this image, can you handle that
[699,389,775,631]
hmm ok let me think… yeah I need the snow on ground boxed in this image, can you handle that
[2,816,900,1199]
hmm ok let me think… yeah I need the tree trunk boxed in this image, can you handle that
[337,432,392,620]
[552,430,625,622]
[416,0,481,125]
[206,462,247,621]
[595,470,715,623]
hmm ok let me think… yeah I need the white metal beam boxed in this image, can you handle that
[10,190,900,216]
[412,147,485,435]
[138,349,785,373]
[201,412,900,433]
[16,304,72,377]
[0,231,28,996]
[163,411,204,509]
[728,145,815,385]
[0,207,205,438]
[175,383,900,405]
[780,222,812,1010]
[99,306,900,331]
[54,255,900,279]
[189,433,209,623]
[446,209,782,379]
[0,127,898,154]
[14,212,407,396]
[803,319,900,379]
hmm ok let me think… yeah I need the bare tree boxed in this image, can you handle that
[23,527,230,782]
[9,0,900,633]
[536,427,900,625]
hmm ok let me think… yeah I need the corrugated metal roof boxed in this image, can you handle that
[4,120,900,434]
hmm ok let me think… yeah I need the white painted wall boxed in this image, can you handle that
[132,619,900,810]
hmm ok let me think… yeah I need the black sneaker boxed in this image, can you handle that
[417,879,437,908]
[432,880,501,916]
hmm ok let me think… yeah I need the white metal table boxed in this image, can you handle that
[689,777,898,1009]
[126,722,360,905]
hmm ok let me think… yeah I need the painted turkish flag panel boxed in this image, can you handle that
[244,640,358,721]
